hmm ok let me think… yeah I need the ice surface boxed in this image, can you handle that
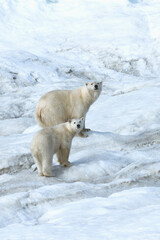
[1,187,160,240]
[0,0,160,239]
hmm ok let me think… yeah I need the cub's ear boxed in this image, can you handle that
[85,83,88,86]
[68,119,72,123]
[99,81,103,84]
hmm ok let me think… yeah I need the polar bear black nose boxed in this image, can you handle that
[95,84,98,90]
[77,124,80,128]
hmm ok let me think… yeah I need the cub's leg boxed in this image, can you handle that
[57,150,63,165]
[32,154,43,176]
[57,148,72,167]
[42,156,53,177]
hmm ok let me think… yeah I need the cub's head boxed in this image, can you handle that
[85,81,102,92]
[68,117,84,133]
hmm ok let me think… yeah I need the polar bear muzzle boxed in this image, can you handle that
[94,84,98,90]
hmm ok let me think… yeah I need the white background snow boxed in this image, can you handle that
[0,0,160,239]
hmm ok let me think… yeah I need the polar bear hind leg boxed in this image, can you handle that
[42,156,53,177]
[33,155,43,176]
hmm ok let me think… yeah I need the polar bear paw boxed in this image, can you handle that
[62,161,72,167]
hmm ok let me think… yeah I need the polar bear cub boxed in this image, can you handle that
[35,81,102,137]
[31,118,84,177]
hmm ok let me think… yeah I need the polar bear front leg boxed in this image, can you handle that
[78,132,88,138]
[82,116,91,132]
[57,151,63,165]
[83,128,91,132]
[57,148,72,167]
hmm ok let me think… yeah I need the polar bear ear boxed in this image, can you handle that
[99,81,103,84]
[68,119,72,123]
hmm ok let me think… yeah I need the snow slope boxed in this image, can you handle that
[0,0,160,239]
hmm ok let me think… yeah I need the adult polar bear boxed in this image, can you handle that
[35,81,102,137]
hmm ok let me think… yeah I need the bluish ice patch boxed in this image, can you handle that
[128,0,140,4]
[46,0,58,4]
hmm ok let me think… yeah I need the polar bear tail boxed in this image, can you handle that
[35,104,46,128]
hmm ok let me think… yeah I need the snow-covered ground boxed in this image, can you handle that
[0,0,160,239]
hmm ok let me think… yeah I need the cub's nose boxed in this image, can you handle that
[94,84,98,90]
[77,124,81,128]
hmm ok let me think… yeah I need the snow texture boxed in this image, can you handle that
[0,0,160,239]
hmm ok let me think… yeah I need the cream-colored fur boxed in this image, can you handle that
[31,118,84,177]
[35,82,102,137]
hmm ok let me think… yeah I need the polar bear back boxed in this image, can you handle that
[31,123,72,158]
[35,88,88,127]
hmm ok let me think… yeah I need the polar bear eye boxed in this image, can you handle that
[74,122,76,124]
[91,83,93,85]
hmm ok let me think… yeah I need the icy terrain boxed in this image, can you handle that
[0,0,160,239]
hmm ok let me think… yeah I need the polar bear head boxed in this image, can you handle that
[85,81,102,102]
[85,81,102,92]
[68,117,84,133]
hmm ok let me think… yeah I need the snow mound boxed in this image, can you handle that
[1,187,160,240]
